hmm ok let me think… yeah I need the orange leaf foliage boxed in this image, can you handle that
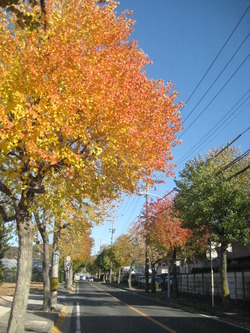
[0,0,183,201]
[146,196,191,253]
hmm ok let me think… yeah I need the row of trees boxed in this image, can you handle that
[91,146,250,306]
[0,1,182,332]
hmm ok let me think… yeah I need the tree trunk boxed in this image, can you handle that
[128,261,134,289]
[42,237,51,311]
[50,230,60,308]
[220,243,230,307]
[118,268,121,284]
[109,265,112,284]
[151,261,156,293]
[172,247,178,298]
[167,257,171,299]
[36,213,51,312]
[7,216,35,333]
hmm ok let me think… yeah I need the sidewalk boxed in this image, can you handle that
[0,284,73,333]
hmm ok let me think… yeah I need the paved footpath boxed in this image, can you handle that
[0,285,73,333]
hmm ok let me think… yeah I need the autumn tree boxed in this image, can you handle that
[146,196,191,295]
[174,146,250,306]
[112,234,134,284]
[58,217,93,288]
[123,222,145,289]
[0,1,182,331]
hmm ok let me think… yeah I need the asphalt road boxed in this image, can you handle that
[67,281,249,333]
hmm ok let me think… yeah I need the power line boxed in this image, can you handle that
[175,92,250,167]
[214,127,250,158]
[118,194,138,218]
[227,165,250,180]
[182,4,250,109]
[182,33,249,125]
[184,104,249,168]
[216,148,250,175]
[180,54,250,138]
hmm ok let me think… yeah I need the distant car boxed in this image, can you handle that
[88,276,94,282]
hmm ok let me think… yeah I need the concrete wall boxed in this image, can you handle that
[177,271,250,301]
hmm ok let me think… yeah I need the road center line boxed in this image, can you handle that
[91,283,177,333]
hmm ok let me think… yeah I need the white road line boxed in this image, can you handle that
[199,313,250,332]
[76,283,79,294]
[76,302,81,333]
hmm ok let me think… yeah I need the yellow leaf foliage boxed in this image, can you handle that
[0,0,182,203]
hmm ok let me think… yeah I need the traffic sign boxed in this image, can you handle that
[66,262,70,267]
[66,256,71,262]
[206,248,218,260]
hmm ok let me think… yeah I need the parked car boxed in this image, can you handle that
[133,274,145,286]
[137,275,146,288]
[137,276,163,289]
[88,276,94,281]
[159,274,173,291]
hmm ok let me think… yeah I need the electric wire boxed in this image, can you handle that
[227,164,250,180]
[186,105,250,165]
[182,33,249,126]
[118,195,141,235]
[182,4,250,109]
[214,127,250,158]
[176,105,249,171]
[175,92,250,167]
[118,195,137,218]
[216,148,250,175]
[180,54,250,138]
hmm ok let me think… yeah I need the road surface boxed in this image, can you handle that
[66,281,249,333]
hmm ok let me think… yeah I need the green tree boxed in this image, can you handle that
[174,146,250,306]
[95,247,112,282]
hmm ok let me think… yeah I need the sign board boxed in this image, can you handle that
[52,278,58,291]
[55,250,59,264]
[66,261,70,267]
[206,248,218,260]
[66,256,71,262]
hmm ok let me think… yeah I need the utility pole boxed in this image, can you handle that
[109,219,116,245]
[109,219,116,283]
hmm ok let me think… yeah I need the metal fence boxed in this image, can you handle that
[177,271,250,301]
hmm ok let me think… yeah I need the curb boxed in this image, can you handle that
[50,305,67,333]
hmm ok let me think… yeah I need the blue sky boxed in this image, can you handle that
[91,0,250,254]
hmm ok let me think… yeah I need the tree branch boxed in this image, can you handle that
[0,180,13,198]
[0,205,16,222]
